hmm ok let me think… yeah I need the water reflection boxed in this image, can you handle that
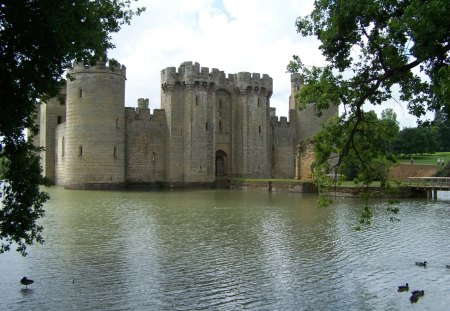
[1,188,449,310]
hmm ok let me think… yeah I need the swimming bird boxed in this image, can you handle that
[446,264,450,269]
[398,283,409,292]
[20,277,34,289]
[410,292,419,303]
[411,290,425,296]
[410,290,424,303]
[415,261,427,267]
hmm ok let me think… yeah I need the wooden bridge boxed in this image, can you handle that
[408,177,450,199]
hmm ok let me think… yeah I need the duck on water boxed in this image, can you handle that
[20,277,34,289]
[415,261,427,267]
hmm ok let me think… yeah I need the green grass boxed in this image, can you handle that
[398,152,450,165]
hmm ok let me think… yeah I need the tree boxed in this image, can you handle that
[0,0,144,256]
[392,126,438,155]
[433,109,450,151]
[315,110,398,182]
[288,0,449,225]
[289,0,449,179]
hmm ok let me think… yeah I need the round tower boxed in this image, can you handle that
[63,59,126,189]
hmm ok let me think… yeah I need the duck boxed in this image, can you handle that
[415,261,427,267]
[397,283,409,292]
[411,290,425,296]
[410,290,424,303]
[446,264,450,269]
[20,276,34,289]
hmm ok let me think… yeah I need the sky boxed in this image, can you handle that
[108,0,422,128]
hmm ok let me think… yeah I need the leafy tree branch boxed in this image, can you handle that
[289,0,449,226]
[0,0,145,256]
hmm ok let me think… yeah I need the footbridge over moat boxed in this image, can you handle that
[408,177,450,199]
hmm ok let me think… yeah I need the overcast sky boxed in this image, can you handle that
[109,0,421,128]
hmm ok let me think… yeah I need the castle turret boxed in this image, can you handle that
[160,61,216,183]
[289,73,338,141]
[61,58,126,189]
[289,73,303,110]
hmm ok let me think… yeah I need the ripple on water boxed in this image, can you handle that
[1,189,449,310]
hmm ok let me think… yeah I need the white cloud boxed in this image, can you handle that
[109,0,421,128]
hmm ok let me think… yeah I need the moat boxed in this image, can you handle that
[1,188,449,310]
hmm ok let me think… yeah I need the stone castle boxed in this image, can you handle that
[35,59,337,189]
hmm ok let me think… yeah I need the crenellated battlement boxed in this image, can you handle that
[291,72,304,84]
[125,99,166,122]
[161,61,272,94]
[271,116,291,128]
[46,58,324,187]
[68,58,127,77]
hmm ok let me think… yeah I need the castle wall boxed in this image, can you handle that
[296,139,315,180]
[161,62,273,180]
[245,84,271,178]
[289,73,338,141]
[39,88,66,183]
[295,105,338,141]
[61,60,126,188]
[271,116,296,179]
[39,59,331,188]
[124,100,167,182]
[229,73,273,178]
[55,123,66,185]
[182,83,216,182]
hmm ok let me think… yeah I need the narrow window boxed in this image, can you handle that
[113,145,117,158]
[78,145,83,156]
[62,137,65,157]
[57,116,62,124]
[196,96,199,106]
[78,88,83,99]
[219,120,222,131]
[259,125,261,134]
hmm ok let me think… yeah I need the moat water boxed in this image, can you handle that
[1,187,449,310]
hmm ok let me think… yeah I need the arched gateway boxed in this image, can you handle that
[215,150,227,176]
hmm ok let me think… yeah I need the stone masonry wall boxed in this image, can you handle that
[40,88,66,183]
[61,60,126,188]
[296,139,315,180]
[125,99,167,182]
[271,116,296,179]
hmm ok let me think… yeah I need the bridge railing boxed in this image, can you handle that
[408,177,450,189]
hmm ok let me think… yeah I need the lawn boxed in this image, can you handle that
[398,151,450,165]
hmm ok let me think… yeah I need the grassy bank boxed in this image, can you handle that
[398,152,450,165]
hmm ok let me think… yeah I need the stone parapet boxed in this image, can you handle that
[161,61,272,95]
[68,59,126,77]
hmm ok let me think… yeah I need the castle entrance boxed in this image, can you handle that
[215,150,227,176]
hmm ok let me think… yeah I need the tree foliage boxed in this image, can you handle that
[289,0,449,160]
[433,109,450,151]
[393,126,438,155]
[314,110,398,183]
[289,0,449,226]
[0,0,144,256]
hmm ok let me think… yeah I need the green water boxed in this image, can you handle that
[1,187,449,310]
